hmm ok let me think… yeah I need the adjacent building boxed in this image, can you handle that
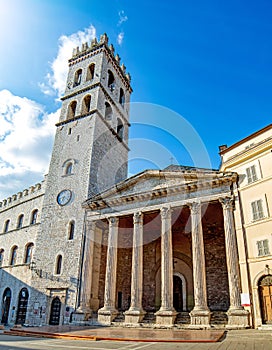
[220,124,272,327]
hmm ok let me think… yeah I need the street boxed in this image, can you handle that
[0,330,271,350]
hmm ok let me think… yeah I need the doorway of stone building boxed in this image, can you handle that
[259,275,272,324]
[49,297,61,325]
[1,288,11,325]
[15,288,29,325]
[173,272,187,311]
[173,275,183,311]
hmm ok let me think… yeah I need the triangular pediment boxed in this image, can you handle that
[84,168,236,211]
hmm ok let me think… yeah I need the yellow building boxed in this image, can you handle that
[220,124,272,328]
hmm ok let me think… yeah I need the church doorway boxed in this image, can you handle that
[173,272,187,311]
[1,288,11,325]
[259,275,272,324]
[16,288,29,325]
[49,297,61,325]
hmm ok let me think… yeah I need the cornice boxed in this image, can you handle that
[221,137,272,170]
[83,172,236,210]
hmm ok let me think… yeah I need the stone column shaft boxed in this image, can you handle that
[104,217,119,309]
[220,197,249,328]
[125,212,146,323]
[160,207,174,310]
[189,202,210,328]
[98,217,119,324]
[79,222,95,311]
[155,207,177,326]
[130,212,144,309]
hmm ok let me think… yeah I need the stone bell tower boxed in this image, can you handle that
[31,34,132,324]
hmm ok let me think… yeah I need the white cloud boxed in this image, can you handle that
[40,24,96,98]
[117,32,125,45]
[118,10,128,26]
[0,25,97,200]
[0,89,59,199]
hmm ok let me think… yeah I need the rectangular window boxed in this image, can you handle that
[251,199,264,221]
[246,165,257,184]
[257,239,270,256]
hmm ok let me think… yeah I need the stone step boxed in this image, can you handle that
[210,311,228,324]
[113,312,125,323]
[142,312,156,323]
[176,312,190,324]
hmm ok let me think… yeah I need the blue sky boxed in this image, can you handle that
[0,0,271,199]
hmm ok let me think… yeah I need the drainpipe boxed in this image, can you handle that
[236,177,255,328]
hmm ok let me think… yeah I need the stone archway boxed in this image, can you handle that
[1,288,11,325]
[173,272,187,311]
[258,275,272,324]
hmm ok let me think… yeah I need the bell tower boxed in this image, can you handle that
[31,34,132,319]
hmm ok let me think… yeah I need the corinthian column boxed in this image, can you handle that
[155,207,177,326]
[189,201,211,328]
[125,212,146,324]
[98,217,119,324]
[74,221,95,322]
[220,197,249,328]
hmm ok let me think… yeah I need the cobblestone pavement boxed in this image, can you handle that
[0,329,271,350]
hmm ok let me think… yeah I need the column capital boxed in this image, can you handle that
[219,196,234,211]
[188,201,201,215]
[133,212,143,225]
[160,206,172,220]
[108,216,119,227]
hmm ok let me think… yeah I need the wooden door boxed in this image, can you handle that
[259,276,272,324]
[16,288,29,325]
[49,297,61,325]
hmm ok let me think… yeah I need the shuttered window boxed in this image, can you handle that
[257,239,270,256]
[246,165,257,184]
[251,200,264,221]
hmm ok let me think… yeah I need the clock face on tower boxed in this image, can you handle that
[57,189,72,206]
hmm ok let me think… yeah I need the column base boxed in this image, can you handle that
[124,308,146,324]
[155,308,178,326]
[226,308,250,329]
[97,307,118,325]
[72,307,92,323]
[189,308,211,329]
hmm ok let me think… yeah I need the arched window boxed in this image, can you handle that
[67,101,77,119]
[55,255,62,275]
[107,70,115,91]
[68,221,75,240]
[30,209,38,225]
[65,162,73,175]
[17,214,24,229]
[117,118,124,140]
[0,249,4,267]
[105,102,113,121]
[10,246,18,266]
[82,95,91,114]
[86,63,95,81]
[119,88,125,106]
[3,220,10,233]
[73,69,82,87]
[24,243,34,264]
